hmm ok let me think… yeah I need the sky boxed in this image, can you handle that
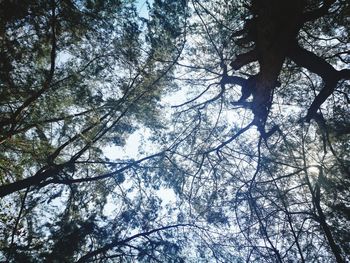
[136,0,153,19]
[102,0,180,212]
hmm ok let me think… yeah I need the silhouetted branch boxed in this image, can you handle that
[303,0,336,22]
[76,223,193,263]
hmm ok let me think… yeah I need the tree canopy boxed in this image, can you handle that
[0,0,349,262]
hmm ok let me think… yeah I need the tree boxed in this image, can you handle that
[1,0,349,262]
[158,0,349,262]
[0,0,189,261]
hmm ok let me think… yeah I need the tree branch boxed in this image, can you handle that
[42,152,165,185]
[0,165,62,198]
[303,0,336,22]
[289,43,349,121]
[313,169,345,263]
[230,49,258,70]
[8,1,57,128]
[76,224,192,263]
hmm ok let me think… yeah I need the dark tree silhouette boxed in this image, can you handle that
[0,0,349,262]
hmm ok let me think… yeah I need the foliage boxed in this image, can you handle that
[0,0,349,262]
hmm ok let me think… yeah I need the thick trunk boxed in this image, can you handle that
[248,0,305,126]
[227,1,347,260]
[230,0,348,123]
